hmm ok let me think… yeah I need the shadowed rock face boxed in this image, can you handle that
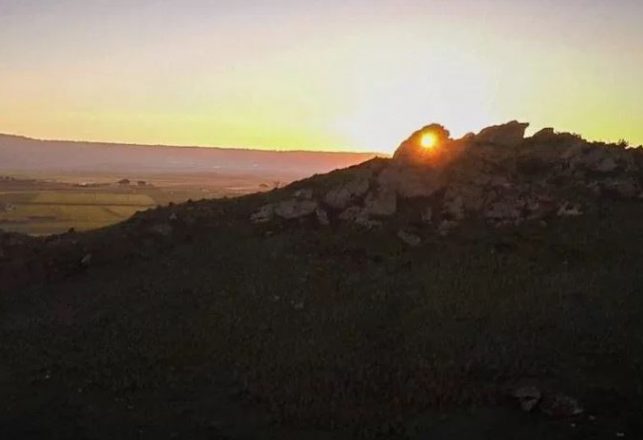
[251,121,643,239]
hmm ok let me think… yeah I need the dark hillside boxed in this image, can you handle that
[1,122,642,439]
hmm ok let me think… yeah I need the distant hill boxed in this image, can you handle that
[0,133,380,179]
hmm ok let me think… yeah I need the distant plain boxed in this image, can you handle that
[0,133,377,235]
[0,173,277,235]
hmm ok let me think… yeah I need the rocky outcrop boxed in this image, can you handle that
[564,144,637,175]
[474,121,529,147]
[511,386,583,418]
[442,192,465,221]
[377,164,443,198]
[393,123,451,164]
[363,188,397,217]
[250,205,276,224]
[512,386,542,412]
[251,199,318,223]
[397,230,421,247]
[274,199,318,220]
[315,208,330,226]
[250,121,643,236]
[324,177,370,210]
[339,206,381,229]
[557,202,582,217]
[531,127,556,141]
[293,188,314,200]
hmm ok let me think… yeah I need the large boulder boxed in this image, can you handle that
[315,208,330,226]
[363,188,397,216]
[512,386,542,413]
[557,202,583,217]
[442,193,465,221]
[250,199,318,223]
[324,177,370,210]
[531,127,556,141]
[444,184,485,212]
[474,121,529,147]
[397,230,421,246]
[274,199,318,219]
[251,204,275,223]
[293,188,313,200]
[377,165,444,198]
[393,123,451,164]
[339,206,381,229]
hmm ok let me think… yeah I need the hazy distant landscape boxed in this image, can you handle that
[0,134,377,234]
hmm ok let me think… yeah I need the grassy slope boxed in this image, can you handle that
[1,178,643,438]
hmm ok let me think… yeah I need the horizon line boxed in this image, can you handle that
[0,131,388,156]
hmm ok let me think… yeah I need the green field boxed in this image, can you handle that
[0,174,275,235]
[0,190,156,235]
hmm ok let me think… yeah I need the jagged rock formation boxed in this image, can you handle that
[474,120,530,146]
[251,121,643,238]
[393,123,451,164]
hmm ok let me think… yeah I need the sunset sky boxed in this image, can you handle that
[1,0,642,153]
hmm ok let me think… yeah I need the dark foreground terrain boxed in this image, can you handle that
[1,122,642,439]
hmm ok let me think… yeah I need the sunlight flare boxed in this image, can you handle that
[420,132,438,149]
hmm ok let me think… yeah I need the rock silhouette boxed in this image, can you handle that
[252,121,642,235]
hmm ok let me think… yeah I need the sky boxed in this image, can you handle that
[1,0,642,153]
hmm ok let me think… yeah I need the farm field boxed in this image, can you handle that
[0,173,276,235]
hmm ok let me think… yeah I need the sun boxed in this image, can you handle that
[420,132,438,149]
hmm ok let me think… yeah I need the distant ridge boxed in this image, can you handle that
[0,133,381,155]
[0,133,381,179]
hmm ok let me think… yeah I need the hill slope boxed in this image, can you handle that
[1,122,642,439]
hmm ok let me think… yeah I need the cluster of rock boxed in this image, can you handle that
[251,121,642,241]
[512,385,583,418]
